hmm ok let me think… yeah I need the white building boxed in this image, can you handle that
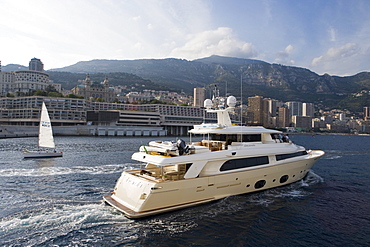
[0,58,61,96]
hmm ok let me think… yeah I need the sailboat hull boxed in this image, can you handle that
[23,151,63,158]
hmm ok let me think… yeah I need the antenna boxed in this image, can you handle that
[225,81,227,97]
[240,71,243,126]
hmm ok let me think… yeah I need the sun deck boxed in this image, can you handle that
[126,163,188,182]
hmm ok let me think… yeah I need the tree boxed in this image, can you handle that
[45,85,58,92]
[48,92,63,97]
[16,91,25,97]
[34,90,47,96]
[66,93,84,99]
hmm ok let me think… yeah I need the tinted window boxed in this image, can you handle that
[276,151,307,161]
[220,156,269,171]
[254,180,266,189]
[280,175,289,183]
[210,134,261,143]
[242,134,261,142]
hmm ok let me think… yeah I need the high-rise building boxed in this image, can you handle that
[247,96,268,126]
[193,87,206,107]
[364,106,370,120]
[29,58,44,71]
[292,115,312,129]
[286,101,302,116]
[277,106,290,127]
[302,102,315,117]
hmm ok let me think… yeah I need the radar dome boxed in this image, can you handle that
[227,96,237,107]
[204,99,213,109]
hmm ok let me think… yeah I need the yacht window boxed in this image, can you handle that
[210,134,227,141]
[210,134,261,143]
[254,180,266,189]
[241,134,261,142]
[185,163,192,172]
[275,151,308,161]
[280,175,289,183]
[220,156,269,171]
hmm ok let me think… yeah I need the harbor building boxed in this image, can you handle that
[0,96,217,137]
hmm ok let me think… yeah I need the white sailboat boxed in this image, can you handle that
[23,102,63,158]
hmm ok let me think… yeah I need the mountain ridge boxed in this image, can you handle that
[2,55,370,111]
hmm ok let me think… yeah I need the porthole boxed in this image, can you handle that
[280,175,289,183]
[254,180,266,189]
[272,179,276,182]
[246,184,250,187]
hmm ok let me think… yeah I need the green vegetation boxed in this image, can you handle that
[66,93,84,99]
[47,56,370,112]
[338,92,370,112]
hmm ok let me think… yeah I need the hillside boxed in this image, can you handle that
[47,71,170,92]
[4,55,370,111]
[1,64,28,71]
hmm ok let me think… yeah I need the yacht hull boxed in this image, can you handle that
[103,150,324,218]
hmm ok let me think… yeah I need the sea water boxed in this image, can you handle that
[0,135,369,246]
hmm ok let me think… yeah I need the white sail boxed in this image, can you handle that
[38,102,55,149]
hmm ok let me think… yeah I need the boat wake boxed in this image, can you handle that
[0,164,139,177]
[0,200,197,246]
[125,170,326,236]
[0,203,131,246]
[247,170,324,205]
[323,149,370,160]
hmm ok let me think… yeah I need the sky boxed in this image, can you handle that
[1,0,370,76]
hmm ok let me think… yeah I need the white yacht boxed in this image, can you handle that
[103,95,325,218]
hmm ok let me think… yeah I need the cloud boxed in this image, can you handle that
[274,45,295,65]
[328,27,336,42]
[311,43,360,67]
[309,43,370,75]
[169,27,257,60]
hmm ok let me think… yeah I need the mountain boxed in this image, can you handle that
[5,55,370,111]
[50,58,214,91]
[47,71,171,93]
[1,64,28,71]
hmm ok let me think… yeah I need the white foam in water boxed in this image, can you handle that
[246,170,324,206]
[0,203,130,246]
[0,164,137,177]
[325,155,342,160]
[301,170,324,186]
